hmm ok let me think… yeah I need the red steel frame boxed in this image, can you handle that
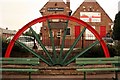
[5,15,110,58]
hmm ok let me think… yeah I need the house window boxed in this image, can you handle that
[57,32,61,38]
[49,31,54,37]
[85,26,95,40]
[66,28,70,35]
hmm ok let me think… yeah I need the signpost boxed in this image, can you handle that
[48,8,64,11]
[80,12,101,22]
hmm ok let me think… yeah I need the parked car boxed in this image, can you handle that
[102,37,114,46]
[7,36,36,48]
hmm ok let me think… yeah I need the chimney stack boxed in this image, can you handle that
[66,0,70,8]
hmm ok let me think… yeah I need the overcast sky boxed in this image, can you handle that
[0,0,119,32]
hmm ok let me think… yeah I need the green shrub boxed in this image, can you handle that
[2,38,28,57]
[113,40,120,56]
[2,38,9,57]
[82,45,116,57]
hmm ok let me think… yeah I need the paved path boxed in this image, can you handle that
[2,73,120,80]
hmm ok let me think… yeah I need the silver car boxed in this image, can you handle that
[7,36,36,48]
[102,37,114,46]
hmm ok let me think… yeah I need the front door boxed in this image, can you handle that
[100,26,106,38]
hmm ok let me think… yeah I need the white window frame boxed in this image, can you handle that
[85,26,96,40]
[57,31,61,38]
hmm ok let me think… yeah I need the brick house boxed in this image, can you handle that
[39,0,113,48]
[71,0,113,47]
[0,28,17,38]
[40,0,72,47]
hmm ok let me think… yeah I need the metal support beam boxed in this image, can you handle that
[59,20,69,63]
[29,72,31,80]
[61,27,86,65]
[63,40,99,66]
[47,20,57,64]
[30,27,54,64]
[84,72,86,80]
[16,41,52,66]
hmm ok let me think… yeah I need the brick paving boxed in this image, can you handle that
[2,72,120,80]
[2,64,120,80]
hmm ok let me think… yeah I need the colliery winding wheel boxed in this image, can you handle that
[5,15,110,66]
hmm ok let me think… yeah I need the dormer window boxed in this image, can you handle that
[89,6,92,11]
[83,6,86,9]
